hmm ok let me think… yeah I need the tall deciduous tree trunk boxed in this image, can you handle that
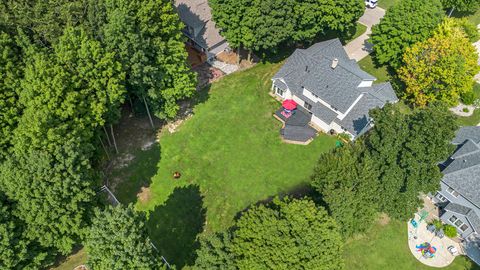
[103,125,112,146]
[237,45,242,65]
[128,95,135,114]
[98,135,110,160]
[247,50,252,63]
[448,6,455,17]
[142,95,155,129]
[110,124,118,154]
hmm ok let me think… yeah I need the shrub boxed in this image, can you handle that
[463,107,470,113]
[432,219,443,230]
[461,91,476,105]
[444,224,458,238]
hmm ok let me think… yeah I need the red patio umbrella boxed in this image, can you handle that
[282,99,297,110]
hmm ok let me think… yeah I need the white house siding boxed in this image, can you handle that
[311,115,332,132]
[358,80,374,88]
[292,95,305,107]
[330,122,346,135]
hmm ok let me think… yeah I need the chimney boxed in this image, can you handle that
[305,65,309,72]
[331,58,339,69]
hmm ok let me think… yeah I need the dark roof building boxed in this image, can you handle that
[175,0,229,59]
[271,39,398,139]
[434,126,480,265]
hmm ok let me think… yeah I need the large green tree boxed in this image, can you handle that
[366,104,457,219]
[0,192,49,269]
[292,0,364,42]
[0,31,23,160]
[398,18,480,107]
[0,27,125,254]
[370,0,444,68]
[311,144,380,237]
[194,197,344,270]
[210,0,364,56]
[85,205,165,270]
[442,0,480,14]
[102,0,196,121]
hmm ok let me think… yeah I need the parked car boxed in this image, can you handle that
[365,0,378,8]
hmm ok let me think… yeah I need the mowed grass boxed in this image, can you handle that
[345,220,480,270]
[358,55,390,83]
[49,248,86,270]
[138,63,337,233]
[378,0,402,9]
[457,83,480,126]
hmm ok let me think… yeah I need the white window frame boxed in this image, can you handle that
[450,215,458,223]
[459,224,469,232]
[304,102,312,111]
[436,192,448,203]
[447,187,459,197]
[275,87,284,97]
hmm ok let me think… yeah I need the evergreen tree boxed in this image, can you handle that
[85,205,165,270]
[398,18,480,107]
[370,0,444,68]
[311,144,380,237]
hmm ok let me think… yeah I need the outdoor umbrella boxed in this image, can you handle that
[282,99,297,110]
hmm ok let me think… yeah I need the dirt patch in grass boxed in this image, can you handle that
[137,186,152,204]
[378,213,391,226]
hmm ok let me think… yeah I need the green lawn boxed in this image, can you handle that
[134,63,337,267]
[457,84,480,126]
[50,248,86,270]
[378,0,402,9]
[343,23,368,43]
[345,220,480,270]
[358,55,390,83]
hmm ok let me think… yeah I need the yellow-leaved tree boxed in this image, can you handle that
[398,18,480,107]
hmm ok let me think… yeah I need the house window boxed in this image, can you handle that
[447,187,459,197]
[449,215,458,223]
[304,102,312,111]
[460,224,469,232]
[455,219,463,227]
[436,192,448,203]
[276,87,284,96]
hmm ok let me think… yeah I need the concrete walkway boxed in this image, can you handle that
[407,213,462,268]
[344,7,386,61]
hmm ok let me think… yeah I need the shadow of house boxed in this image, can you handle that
[147,185,206,269]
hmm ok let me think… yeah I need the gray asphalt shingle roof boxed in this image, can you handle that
[272,38,398,137]
[175,0,227,50]
[442,127,480,208]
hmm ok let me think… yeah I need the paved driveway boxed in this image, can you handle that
[344,7,386,61]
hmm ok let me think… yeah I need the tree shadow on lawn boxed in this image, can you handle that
[113,143,161,204]
[147,185,206,269]
[233,183,328,221]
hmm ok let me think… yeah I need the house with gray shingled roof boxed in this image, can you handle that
[432,126,480,264]
[174,0,229,61]
[271,39,398,140]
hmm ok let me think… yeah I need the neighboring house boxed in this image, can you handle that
[175,0,229,61]
[432,126,480,264]
[271,38,398,140]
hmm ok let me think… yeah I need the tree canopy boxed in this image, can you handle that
[85,205,165,270]
[210,0,364,53]
[194,197,344,270]
[398,18,480,107]
[311,144,380,237]
[442,0,480,13]
[366,103,458,219]
[370,0,444,68]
